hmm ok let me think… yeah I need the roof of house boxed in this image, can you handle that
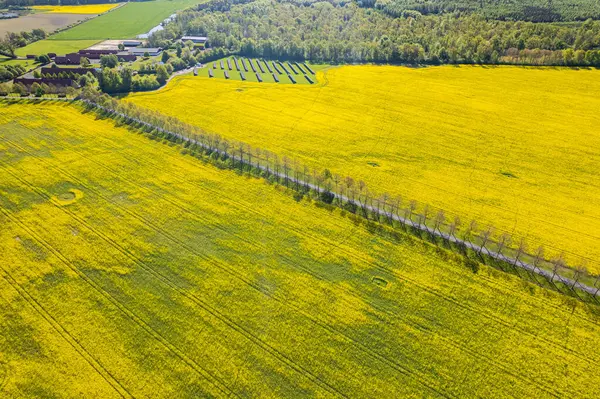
[128,47,161,54]
[182,36,208,41]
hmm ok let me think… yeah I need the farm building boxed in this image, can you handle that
[128,47,162,56]
[116,53,137,62]
[78,49,118,56]
[181,36,208,44]
[122,40,142,47]
[55,53,82,65]
[41,67,98,77]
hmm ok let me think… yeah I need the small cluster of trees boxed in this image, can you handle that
[0,29,46,57]
[97,45,201,94]
[79,86,600,302]
[98,64,166,93]
[0,63,25,83]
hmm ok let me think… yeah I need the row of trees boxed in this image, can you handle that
[0,81,78,96]
[165,0,600,66]
[0,63,25,83]
[79,87,600,302]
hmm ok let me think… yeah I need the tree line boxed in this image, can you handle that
[154,0,600,66]
[0,29,46,58]
[78,87,600,303]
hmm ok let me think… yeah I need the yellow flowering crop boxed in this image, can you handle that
[127,65,600,269]
[32,4,119,14]
[1,102,600,397]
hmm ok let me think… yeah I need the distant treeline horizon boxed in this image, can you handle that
[147,0,600,67]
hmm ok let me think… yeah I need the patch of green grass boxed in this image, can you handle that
[50,0,203,40]
[0,57,36,69]
[15,40,101,57]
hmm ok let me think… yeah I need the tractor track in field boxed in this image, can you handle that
[3,102,598,396]
[2,136,457,398]
[0,165,239,399]
[0,135,584,397]
[8,123,598,379]
[0,158,347,398]
[2,136,446,398]
[0,247,133,399]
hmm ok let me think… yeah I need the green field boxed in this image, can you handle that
[200,58,324,85]
[1,101,600,398]
[49,0,203,40]
[15,39,101,57]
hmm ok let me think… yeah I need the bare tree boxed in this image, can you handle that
[221,141,230,159]
[405,200,418,226]
[264,150,271,175]
[332,174,341,199]
[571,262,588,290]
[380,193,392,223]
[238,143,245,171]
[477,226,494,256]
[449,216,461,239]
[550,252,565,283]
[282,156,290,186]
[293,159,300,190]
[305,166,313,191]
[434,210,445,234]
[532,246,545,274]
[254,148,261,170]
[344,176,355,202]
[313,168,321,195]
[513,238,527,268]
[273,154,280,180]
[421,205,431,231]
[463,219,478,244]
[246,144,253,170]
[496,233,511,257]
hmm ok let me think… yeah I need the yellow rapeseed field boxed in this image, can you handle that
[32,4,119,14]
[1,101,600,397]
[127,65,600,270]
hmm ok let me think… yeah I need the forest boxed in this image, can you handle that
[359,0,600,22]
[152,0,600,66]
